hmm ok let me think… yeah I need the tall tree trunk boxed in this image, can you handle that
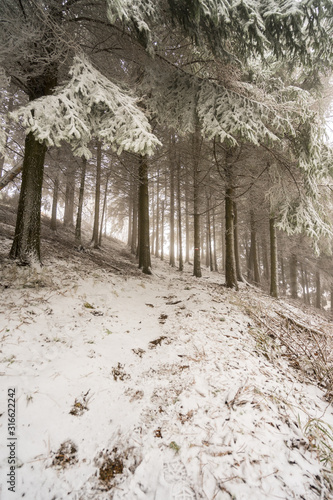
[150,177,155,254]
[9,132,47,264]
[10,73,56,264]
[225,159,238,289]
[50,174,59,231]
[160,199,165,261]
[300,262,307,304]
[169,137,176,267]
[99,173,109,246]
[249,209,260,285]
[290,253,298,299]
[177,159,183,271]
[220,213,225,272]
[155,169,160,257]
[304,268,311,305]
[200,217,204,266]
[127,173,133,248]
[192,130,202,278]
[205,197,209,268]
[63,163,75,228]
[131,182,138,255]
[138,155,151,274]
[208,209,213,271]
[269,215,279,298]
[75,158,87,245]
[280,254,286,295]
[91,142,102,248]
[185,165,190,263]
[233,201,243,281]
[315,270,321,309]
[261,234,270,281]
[212,206,218,271]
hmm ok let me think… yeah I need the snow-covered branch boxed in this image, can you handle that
[10,56,161,158]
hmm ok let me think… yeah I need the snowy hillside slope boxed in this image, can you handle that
[0,213,333,500]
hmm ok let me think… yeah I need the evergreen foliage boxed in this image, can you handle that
[0,68,10,154]
[107,0,333,65]
[10,56,161,158]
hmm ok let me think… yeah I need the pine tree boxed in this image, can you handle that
[8,56,160,264]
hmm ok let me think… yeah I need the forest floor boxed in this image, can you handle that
[1,206,333,500]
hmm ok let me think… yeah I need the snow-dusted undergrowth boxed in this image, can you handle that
[0,237,333,500]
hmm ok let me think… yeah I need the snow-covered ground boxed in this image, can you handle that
[0,236,333,500]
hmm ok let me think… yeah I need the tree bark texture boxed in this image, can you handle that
[75,158,87,245]
[63,163,75,227]
[169,136,176,267]
[160,199,165,261]
[249,209,260,285]
[0,98,13,178]
[138,155,152,274]
[99,173,109,246]
[269,215,279,298]
[192,130,202,278]
[127,173,133,248]
[185,165,190,263]
[233,201,243,281]
[91,142,102,248]
[290,253,298,299]
[9,70,57,264]
[50,174,59,231]
[212,206,218,271]
[10,133,47,264]
[155,169,160,257]
[315,270,321,309]
[131,176,138,255]
[177,159,183,271]
[225,159,238,289]
[0,162,23,191]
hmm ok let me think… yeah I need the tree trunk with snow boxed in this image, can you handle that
[0,162,23,191]
[0,97,13,178]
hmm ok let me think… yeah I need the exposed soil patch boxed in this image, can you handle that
[52,440,78,468]
[159,314,168,324]
[148,336,168,349]
[69,390,90,416]
[112,362,131,381]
